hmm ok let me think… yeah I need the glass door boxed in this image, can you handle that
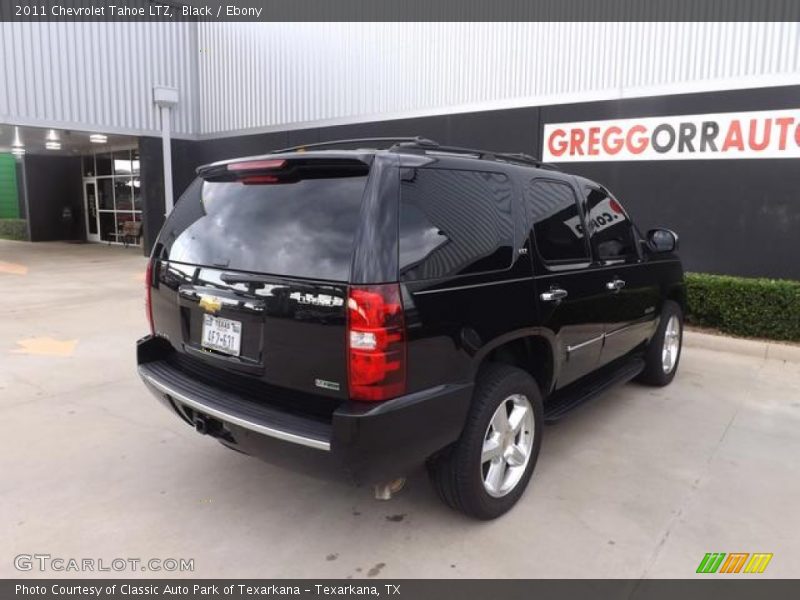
[82,149,143,246]
[83,179,101,243]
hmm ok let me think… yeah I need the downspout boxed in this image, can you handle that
[152,86,179,215]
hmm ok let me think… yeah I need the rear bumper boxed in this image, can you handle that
[137,336,472,484]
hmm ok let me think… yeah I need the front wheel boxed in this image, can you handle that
[427,364,543,520]
[637,300,683,386]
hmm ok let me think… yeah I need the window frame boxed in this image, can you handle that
[527,176,592,271]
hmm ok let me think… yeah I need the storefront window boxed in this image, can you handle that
[82,147,143,246]
[82,155,95,177]
[132,148,141,174]
[132,178,142,211]
[113,149,133,175]
[95,152,113,176]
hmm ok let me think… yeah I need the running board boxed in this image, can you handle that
[544,357,645,423]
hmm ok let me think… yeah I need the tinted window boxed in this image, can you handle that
[398,168,514,281]
[160,173,369,281]
[527,179,588,263]
[583,187,638,261]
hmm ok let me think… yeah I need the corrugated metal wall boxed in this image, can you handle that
[197,22,800,135]
[2,22,798,138]
[0,21,199,135]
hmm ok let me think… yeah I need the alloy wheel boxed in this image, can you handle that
[481,394,535,498]
[661,315,681,374]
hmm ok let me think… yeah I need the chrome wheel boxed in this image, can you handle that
[481,394,535,498]
[661,315,681,374]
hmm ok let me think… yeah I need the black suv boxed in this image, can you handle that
[137,137,684,519]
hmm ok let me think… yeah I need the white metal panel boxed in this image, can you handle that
[196,22,800,136]
[0,21,198,136]
[2,22,798,138]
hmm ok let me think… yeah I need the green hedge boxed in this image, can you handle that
[0,218,28,241]
[686,272,800,342]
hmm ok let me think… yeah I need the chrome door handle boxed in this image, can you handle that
[540,288,568,302]
[606,278,626,292]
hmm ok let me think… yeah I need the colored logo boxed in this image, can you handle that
[696,552,773,574]
[198,294,223,314]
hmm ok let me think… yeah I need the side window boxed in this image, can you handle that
[582,187,638,262]
[398,168,514,281]
[526,179,588,264]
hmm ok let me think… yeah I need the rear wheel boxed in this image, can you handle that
[637,300,683,386]
[428,364,543,520]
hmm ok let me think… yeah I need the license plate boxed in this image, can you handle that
[201,314,242,357]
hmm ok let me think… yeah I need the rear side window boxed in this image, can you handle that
[398,168,514,281]
[526,179,588,263]
[160,170,369,281]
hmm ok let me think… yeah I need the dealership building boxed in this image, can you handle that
[1,21,799,279]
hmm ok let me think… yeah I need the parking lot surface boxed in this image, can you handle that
[3,240,800,578]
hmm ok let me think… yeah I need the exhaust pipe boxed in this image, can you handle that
[374,477,406,501]
[194,415,209,435]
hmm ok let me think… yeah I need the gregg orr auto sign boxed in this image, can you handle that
[543,109,800,162]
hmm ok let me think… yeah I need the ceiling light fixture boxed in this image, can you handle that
[11,147,26,157]
[46,141,62,150]
[89,134,108,144]
[47,129,60,141]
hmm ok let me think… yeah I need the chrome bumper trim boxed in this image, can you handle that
[139,368,331,452]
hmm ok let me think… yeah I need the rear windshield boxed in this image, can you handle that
[159,171,369,281]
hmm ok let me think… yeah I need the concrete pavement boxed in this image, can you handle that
[2,240,799,578]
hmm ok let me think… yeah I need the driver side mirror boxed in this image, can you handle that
[647,228,679,253]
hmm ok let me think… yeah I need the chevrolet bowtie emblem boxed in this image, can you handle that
[198,295,223,314]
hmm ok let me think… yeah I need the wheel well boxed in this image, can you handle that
[480,336,553,396]
[667,285,687,314]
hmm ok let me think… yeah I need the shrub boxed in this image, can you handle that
[686,272,800,342]
[0,218,28,241]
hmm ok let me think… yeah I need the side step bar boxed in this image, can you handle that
[544,357,645,423]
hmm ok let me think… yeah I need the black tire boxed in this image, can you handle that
[636,300,683,386]
[427,364,544,520]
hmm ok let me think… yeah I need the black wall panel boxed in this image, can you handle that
[151,85,799,279]
[561,160,799,279]
[139,137,165,255]
[193,131,289,165]
[446,106,541,154]
[140,137,201,254]
[24,155,83,242]
[539,85,800,279]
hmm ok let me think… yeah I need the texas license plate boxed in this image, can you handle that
[201,314,242,356]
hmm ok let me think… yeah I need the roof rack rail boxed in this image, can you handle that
[271,137,439,153]
[391,141,490,157]
[270,136,561,171]
[495,152,562,171]
[494,152,541,166]
[537,162,562,171]
[391,140,559,170]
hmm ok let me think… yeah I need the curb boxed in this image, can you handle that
[683,329,800,363]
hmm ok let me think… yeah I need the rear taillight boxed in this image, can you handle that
[241,175,280,185]
[145,259,154,335]
[226,159,288,185]
[347,284,406,402]
[227,159,286,171]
